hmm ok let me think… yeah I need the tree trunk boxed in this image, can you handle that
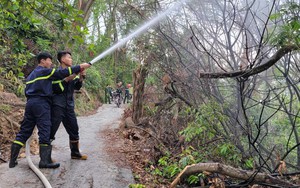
[78,0,95,22]
[132,65,148,124]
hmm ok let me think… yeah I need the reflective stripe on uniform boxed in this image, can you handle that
[68,67,72,75]
[26,69,56,84]
[52,80,65,92]
[13,140,24,146]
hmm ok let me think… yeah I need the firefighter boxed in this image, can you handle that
[105,84,113,104]
[123,84,131,104]
[9,52,91,168]
[50,51,87,160]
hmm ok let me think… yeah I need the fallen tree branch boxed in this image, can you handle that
[271,171,300,177]
[170,163,297,188]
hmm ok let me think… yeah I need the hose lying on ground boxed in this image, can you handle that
[26,136,52,188]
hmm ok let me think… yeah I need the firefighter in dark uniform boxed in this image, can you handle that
[50,51,87,160]
[105,84,113,104]
[9,52,91,168]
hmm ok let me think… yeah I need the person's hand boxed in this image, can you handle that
[64,74,77,82]
[80,69,86,79]
[80,69,86,76]
[80,63,91,69]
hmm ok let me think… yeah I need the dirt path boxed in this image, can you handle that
[0,104,134,188]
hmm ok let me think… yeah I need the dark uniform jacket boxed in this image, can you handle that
[26,66,81,98]
[52,69,83,108]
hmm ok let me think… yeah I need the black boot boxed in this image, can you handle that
[39,145,60,168]
[70,140,87,160]
[9,143,22,168]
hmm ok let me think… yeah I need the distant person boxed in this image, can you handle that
[123,84,131,104]
[128,84,133,97]
[9,52,91,168]
[105,84,113,104]
[50,51,88,161]
[113,81,123,106]
[115,81,123,98]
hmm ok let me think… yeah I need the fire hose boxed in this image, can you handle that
[25,136,52,188]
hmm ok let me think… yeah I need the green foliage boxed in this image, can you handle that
[35,37,53,51]
[84,66,103,96]
[0,0,53,75]
[145,75,156,85]
[149,141,253,185]
[269,2,300,46]
[158,152,182,178]
[0,0,87,79]
[150,146,203,185]
[217,143,242,165]
[143,105,158,116]
[178,146,198,167]
[158,156,169,166]
[129,184,146,188]
[2,70,25,97]
[219,143,234,156]
[74,94,99,115]
[179,155,194,168]
[154,155,181,178]
[180,100,227,142]
[133,173,141,181]
[152,167,163,176]
[0,0,109,116]
[187,174,200,185]
[164,164,180,178]
[271,109,300,162]
[0,104,11,113]
[244,158,254,169]
[179,119,205,142]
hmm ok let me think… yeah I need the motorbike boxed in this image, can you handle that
[111,90,122,108]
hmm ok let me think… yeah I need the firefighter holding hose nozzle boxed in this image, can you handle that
[50,50,88,161]
[9,52,91,169]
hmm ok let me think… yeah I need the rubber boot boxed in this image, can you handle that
[39,145,60,168]
[9,143,22,168]
[70,140,88,160]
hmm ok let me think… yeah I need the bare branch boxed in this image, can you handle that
[197,45,298,78]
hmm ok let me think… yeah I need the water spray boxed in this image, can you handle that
[89,0,188,65]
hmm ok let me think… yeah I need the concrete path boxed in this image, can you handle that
[0,104,134,188]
